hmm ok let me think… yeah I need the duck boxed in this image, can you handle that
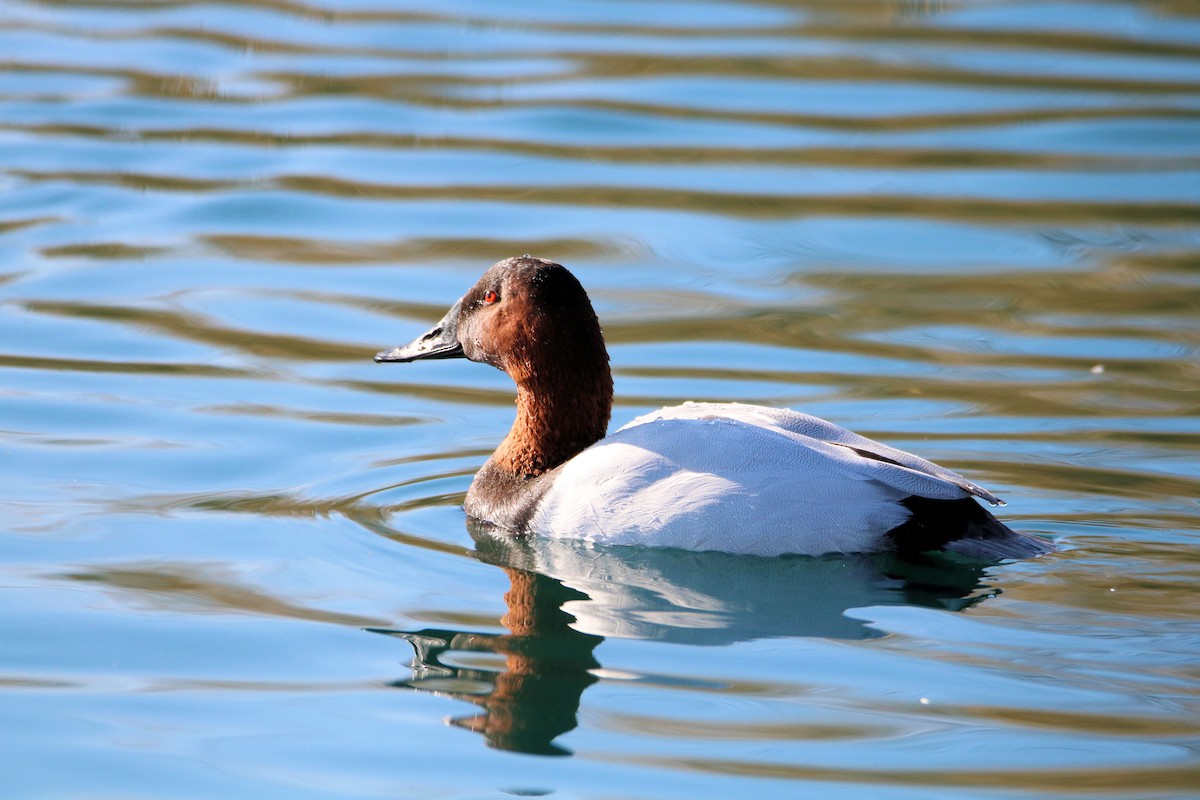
[375,255,1053,560]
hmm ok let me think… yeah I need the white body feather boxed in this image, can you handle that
[530,402,995,557]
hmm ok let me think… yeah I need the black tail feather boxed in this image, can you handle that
[888,496,1054,560]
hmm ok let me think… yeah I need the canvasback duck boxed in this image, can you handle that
[376,256,1053,559]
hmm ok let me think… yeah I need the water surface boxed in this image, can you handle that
[2,0,1199,797]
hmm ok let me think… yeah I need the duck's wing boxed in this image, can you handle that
[532,414,919,555]
[619,402,1003,505]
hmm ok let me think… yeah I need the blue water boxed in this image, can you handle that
[2,0,1199,797]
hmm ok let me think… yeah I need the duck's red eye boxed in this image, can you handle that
[483,290,499,305]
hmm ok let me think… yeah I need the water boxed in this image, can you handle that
[2,0,1199,797]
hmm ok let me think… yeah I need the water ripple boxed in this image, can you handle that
[2,0,1199,796]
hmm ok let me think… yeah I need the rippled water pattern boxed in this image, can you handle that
[3,0,1200,797]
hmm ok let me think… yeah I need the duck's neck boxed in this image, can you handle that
[489,363,613,478]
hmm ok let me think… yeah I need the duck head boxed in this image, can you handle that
[375,255,613,477]
[376,256,600,375]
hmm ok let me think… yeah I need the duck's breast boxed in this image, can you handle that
[529,403,977,557]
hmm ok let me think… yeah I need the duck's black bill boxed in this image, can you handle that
[375,299,466,363]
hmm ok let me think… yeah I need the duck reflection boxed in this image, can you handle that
[374,564,601,756]
[373,520,1002,756]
